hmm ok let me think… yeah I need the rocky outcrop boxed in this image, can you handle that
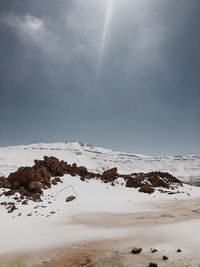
[125,171,182,194]
[2,156,91,203]
[0,156,184,213]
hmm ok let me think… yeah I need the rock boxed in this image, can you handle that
[28,181,43,191]
[0,176,9,188]
[131,247,142,254]
[72,163,77,169]
[32,193,42,202]
[51,178,58,185]
[77,166,88,176]
[145,171,182,188]
[4,190,16,196]
[0,181,3,188]
[54,177,62,183]
[177,249,182,253]
[162,255,168,260]
[139,184,154,194]
[125,175,143,188]
[149,263,158,267]
[8,167,36,189]
[66,196,76,202]
[7,204,17,213]
[150,248,158,253]
[19,187,27,196]
[102,168,118,181]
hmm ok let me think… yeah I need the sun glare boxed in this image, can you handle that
[98,0,114,73]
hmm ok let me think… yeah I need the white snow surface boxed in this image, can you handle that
[0,142,200,255]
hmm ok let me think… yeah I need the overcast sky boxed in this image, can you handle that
[0,0,199,155]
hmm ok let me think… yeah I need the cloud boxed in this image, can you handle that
[0,0,199,153]
[2,14,45,39]
[1,13,62,60]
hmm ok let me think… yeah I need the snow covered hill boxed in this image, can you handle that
[0,142,199,185]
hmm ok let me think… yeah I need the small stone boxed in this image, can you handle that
[131,247,142,254]
[51,179,58,185]
[162,255,168,260]
[149,263,158,267]
[151,248,158,253]
[22,200,28,205]
[66,196,76,202]
[177,249,182,253]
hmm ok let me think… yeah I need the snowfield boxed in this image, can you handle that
[0,142,200,266]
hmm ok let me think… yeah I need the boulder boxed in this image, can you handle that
[102,168,118,181]
[126,176,143,188]
[77,166,88,176]
[139,184,154,194]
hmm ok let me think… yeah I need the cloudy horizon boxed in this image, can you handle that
[0,0,199,155]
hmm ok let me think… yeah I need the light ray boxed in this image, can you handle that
[97,0,114,73]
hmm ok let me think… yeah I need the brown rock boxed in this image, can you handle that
[149,263,158,267]
[51,178,58,185]
[150,249,158,253]
[0,181,4,188]
[28,181,43,191]
[4,190,16,196]
[126,176,143,188]
[22,200,28,205]
[66,196,76,202]
[131,247,142,254]
[102,168,118,181]
[139,184,154,194]
[77,166,88,176]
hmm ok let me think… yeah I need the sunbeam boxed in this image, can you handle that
[97,0,114,74]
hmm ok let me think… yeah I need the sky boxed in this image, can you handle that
[0,0,199,155]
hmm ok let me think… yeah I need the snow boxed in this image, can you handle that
[1,173,200,254]
[0,142,200,256]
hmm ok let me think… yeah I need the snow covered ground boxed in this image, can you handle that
[0,142,200,266]
[0,173,200,253]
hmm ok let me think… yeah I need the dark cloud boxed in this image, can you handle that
[0,0,199,154]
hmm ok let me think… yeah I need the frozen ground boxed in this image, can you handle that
[0,142,200,266]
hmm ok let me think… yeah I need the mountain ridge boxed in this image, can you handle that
[0,142,199,185]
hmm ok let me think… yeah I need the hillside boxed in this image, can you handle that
[0,142,199,185]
